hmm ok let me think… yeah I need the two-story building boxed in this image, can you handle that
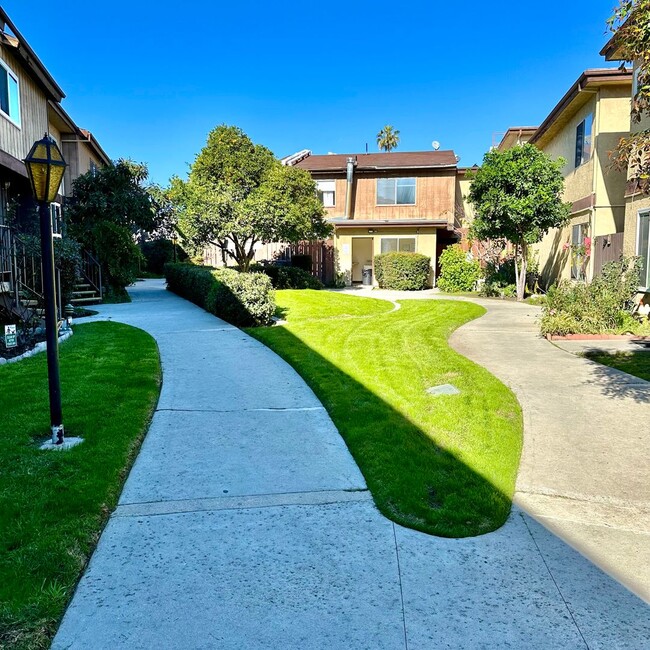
[288,150,460,285]
[0,7,110,320]
[496,68,632,286]
[601,38,650,291]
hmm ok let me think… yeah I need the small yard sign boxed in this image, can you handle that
[4,324,17,348]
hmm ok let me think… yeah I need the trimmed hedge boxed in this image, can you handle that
[437,244,480,293]
[254,264,323,290]
[374,252,431,290]
[164,263,275,327]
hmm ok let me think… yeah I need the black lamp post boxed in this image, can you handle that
[24,134,67,445]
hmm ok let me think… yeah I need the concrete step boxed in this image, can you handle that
[70,296,102,305]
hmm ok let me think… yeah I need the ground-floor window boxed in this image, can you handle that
[381,237,416,254]
[638,211,650,288]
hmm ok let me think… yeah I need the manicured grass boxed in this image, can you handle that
[0,322,161,650]
[247,291,522,538]
[583,350,650,382]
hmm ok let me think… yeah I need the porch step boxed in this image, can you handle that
[70,296,102,305]
[72,290,98,297]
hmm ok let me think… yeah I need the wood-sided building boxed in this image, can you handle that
[0,8,110,321]
[288,150,460,286]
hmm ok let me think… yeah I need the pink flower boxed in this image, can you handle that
[562,242,570,251]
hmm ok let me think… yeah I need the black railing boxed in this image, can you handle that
[81,249,103,299]
[0,224,42,322]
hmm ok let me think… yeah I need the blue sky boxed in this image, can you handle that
[4,0,620,185]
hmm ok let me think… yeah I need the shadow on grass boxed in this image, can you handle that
[248,321,516,539]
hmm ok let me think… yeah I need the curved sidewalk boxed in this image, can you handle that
[53,280,649,649]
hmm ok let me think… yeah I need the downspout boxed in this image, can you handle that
[344,156,356,219]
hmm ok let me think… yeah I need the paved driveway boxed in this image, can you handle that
[52,281,649,649]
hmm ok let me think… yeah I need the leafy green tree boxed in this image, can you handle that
[467,144,571,301]
[607,1,650,192]
[66,160,157,290]
[170,124,331,271]
[377,125,400,152]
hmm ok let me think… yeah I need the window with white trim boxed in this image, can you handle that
[0,58,20,126]
[377,178,416,205]
[316,180,335,207]
[51,203,63,238]
[574,113,593,168]
[638,211,650,288]
[380,237,416,254]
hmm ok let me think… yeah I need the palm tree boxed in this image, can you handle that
[377,125,400,152]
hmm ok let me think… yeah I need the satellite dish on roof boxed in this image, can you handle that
[432,141,440,150]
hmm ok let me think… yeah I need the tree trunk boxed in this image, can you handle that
[515,241,528,301]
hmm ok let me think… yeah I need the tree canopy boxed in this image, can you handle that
[170,125,331,270]
[467,143,571,300]
[66,160,159,290]
[376,125,400,152]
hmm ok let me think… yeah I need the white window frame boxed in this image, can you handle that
[637,210,650,290]
[0,57,21,127]
[380,236,417,254]
[51,203,63,239]
[376,177,416,206]
[316,180,336,208]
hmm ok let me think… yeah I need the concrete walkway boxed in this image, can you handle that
[53,280,649,649]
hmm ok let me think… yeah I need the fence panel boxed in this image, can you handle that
[593,232,624,277]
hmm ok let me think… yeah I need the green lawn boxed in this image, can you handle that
[0,322,161,650]
[583,350,650,382]
[247,290,522,538]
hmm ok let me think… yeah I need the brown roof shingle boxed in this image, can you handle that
[295,150,458,172]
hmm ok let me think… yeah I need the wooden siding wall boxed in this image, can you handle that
[0,46,48,162]
[352,171,456,221]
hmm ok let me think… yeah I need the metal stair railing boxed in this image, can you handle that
[80,249,103,300]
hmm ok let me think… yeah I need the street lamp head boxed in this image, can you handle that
[24,133,67,203]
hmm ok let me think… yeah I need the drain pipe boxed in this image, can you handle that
[344,156,356,219]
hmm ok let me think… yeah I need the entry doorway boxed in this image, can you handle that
[352,237,373,283]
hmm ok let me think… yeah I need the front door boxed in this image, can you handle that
[352,237,373,283]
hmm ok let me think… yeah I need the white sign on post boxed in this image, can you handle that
[4,324,17,348]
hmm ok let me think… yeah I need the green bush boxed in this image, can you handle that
[540,256,643,335]
[164,263,275,327]
[141,239,187,274]
[479,253,539,298]
[374,252,431,290]
[254,264,323,290]
[437,245,479,292]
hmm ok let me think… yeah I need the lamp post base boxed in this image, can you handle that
[52,424,65,445]
[40,436,83,451]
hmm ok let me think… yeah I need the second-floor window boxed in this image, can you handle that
[316,180,335,207]
[0,58,20,126]
[377,178,416,205]
[575,113,593,168]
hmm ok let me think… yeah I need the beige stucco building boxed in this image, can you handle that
[497,69,632,286]
[601,39,650,290]
[289,150,460,286]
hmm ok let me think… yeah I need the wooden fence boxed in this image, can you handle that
[592,232,624,277]
[290,240,335,284]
